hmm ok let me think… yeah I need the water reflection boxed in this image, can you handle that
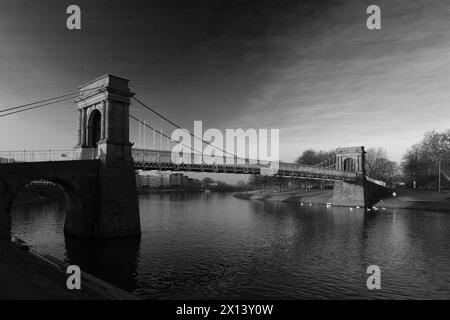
[10,192,450,299]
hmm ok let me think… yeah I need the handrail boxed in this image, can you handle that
[131,148,358,179]
[0,148,371,182]
[0,148,99,163]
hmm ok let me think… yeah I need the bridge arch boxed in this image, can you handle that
[7,176,83,239]
[0,160,100,240]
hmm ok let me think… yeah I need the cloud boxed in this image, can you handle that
[219,0,450,163]
[1,0,450,166]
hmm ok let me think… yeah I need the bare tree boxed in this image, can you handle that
[402,130,450,189]
[422,130,450,162]
[365,147,397,183]
[422,130,450,191]
[296,149,335,166]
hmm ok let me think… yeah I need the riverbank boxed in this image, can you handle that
[233,189,450,212]
[233,189,333,203]
[139,188,248,194]
[0,239,138,300]
[373,189,450,212]
[138,188,201,194]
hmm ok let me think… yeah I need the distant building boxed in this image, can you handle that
[135,170,189,189]
[148,175,160,188]
[170,173,183,187]
[0,157,15,163]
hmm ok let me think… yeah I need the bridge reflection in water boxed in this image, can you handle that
[10,193,450,299]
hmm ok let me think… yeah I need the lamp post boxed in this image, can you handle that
[438,158,441,193]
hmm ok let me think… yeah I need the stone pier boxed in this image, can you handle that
[74,74,141,238]
[331,146,370,207]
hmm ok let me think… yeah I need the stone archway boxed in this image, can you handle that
[343,158,356,172]
[335,146,365,174]
[6,177,83,240]
[87,109,102,148]
[0,159,103,240]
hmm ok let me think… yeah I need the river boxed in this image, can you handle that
[11,192,450,299]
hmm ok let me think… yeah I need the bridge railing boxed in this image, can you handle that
[365,176,393,189]
[277,162,357,179]
[131,148,357,180]
[0,148,99,163]
[131,148,267,168]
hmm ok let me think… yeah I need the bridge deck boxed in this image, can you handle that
[0,148,358,182]
[132,149,358,181]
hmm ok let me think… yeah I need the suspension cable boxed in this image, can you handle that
[130,114,203,156]
[132,96,259,164]
[0,86,104,117]
[0,96,77,118]
[1,92,77,114]
[314,155,336,168]
[130,114,272,168]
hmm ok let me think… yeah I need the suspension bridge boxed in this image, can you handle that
[0,148,357,181]
[0,74,390,240]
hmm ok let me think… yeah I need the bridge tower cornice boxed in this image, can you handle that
[75,74,134,106]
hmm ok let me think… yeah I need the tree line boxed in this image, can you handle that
[247,128,450,190]
[402,129,450,189]
[295,147,398,184]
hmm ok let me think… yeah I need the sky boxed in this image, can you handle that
[1,0,450,183]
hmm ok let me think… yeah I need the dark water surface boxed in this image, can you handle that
[11,192,450,299]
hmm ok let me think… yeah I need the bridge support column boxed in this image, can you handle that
[331,146,371,208]
[95,155,140,238]
[0,177,14,241]
[331,178,370,207]
[74,74,140,239]
[0,196,11,241]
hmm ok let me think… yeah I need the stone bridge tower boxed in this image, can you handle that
[331,146,370,207]
[74,74,140,238]
[335,146,366,174]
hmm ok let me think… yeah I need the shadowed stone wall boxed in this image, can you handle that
[0,160,100,240]
[331,146,392,207]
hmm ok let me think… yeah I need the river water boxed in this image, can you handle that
[11,192,450,299]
